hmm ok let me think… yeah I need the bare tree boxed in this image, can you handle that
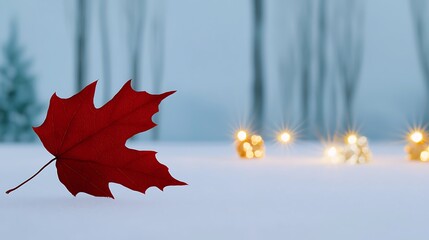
[151,0,166,141]
[75,0,88,91]
[99,0,111,101]
[332,0,364,129]
[251,0,265,133]
[278,45,297,122]
[315,0,328,136]
[125,0,146,89]
[410,0,429,123]
[275,0,298,124]
[296,0,314,138]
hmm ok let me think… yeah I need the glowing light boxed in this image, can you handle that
[326,146,338,157]
[254,150,264,158]
[251,135,262,145]
[246,151,254,159]
[236,130,248,142]
[235,130,265,159]
[410,131,424,143]
[325,132,371,164]
[277,131,292,144]
[346,134,358,145]
[421,150,429,162]
[405,128,429,161]
[324,145,344,164]
[243,142,252,151]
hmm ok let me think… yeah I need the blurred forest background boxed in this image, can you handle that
[0,0,428,142]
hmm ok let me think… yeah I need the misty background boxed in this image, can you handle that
[0,0,426,142]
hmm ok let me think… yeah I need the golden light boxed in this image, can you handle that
[344,134,371,164]
[243,142,252,151]
[326,146,338,157]
[251,135,263,145]
[324,145,344,164]
[410,131,424,143]
[277,130,292,144]
[420,150,429,162]
[405,128,429,161]
[254,150,264,158]
[234,129,265,159]
[346,134,358,145]
[324,132,371,164]
[246,151,254,159]
[236,130,248,142]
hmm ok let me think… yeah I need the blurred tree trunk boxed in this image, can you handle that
[315,0,327,137]
[333,0,364,130]
[126,0,145,89]
[251,0,265,133]
[410,0,429,124]
[278,46,297,123]
[297,0,313,138]
[152,1,166,141]
[99,0,111,101]
[76,0,88,91]
[276,1,297,124]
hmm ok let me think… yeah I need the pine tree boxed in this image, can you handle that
[0,20,41,142]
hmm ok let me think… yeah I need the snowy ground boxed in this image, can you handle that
[1,142,429,240]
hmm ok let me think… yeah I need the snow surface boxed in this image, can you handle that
[1,142,429,240]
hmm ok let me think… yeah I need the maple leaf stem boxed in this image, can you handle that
[6,157,57,194]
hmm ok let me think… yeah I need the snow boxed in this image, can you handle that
[1,142,429,239]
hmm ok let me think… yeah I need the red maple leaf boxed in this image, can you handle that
[6,80,186,198]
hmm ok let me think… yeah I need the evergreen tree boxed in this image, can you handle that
[0,20,41,142]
